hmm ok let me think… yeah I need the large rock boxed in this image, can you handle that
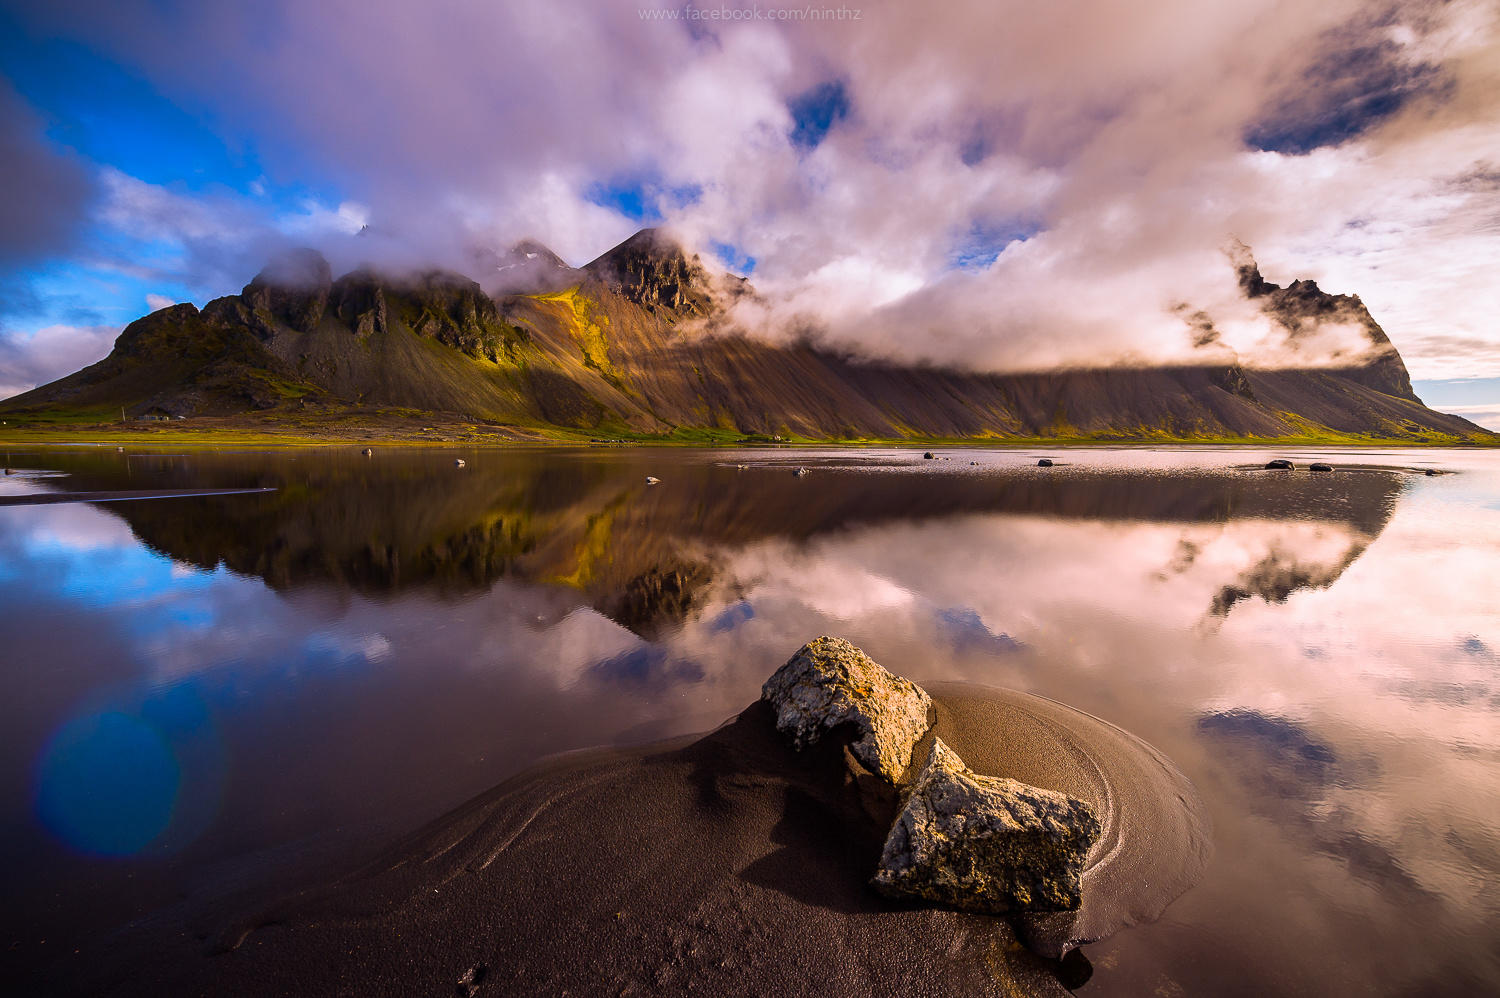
[761,637,932,783]
[873,739,1101,914]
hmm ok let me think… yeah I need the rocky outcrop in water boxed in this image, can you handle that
[873,738,1101,914]
[761,636,933,783]
[763,639,1103,918]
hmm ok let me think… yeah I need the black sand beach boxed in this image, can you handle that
[52,684,1210,997]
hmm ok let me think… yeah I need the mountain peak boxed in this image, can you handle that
[243,248,334,333]
[247,248,333,294]
[1227,241,1412,399]
[509,238,569,266]
[1227,239,1276,298]
[584,227,688,275]
[475,239,577,296]
[603,226,673,253]
[583,228,713,315]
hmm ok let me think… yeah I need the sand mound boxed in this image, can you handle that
[83,686,1210,997]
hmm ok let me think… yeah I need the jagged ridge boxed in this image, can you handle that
[1231,241,1414,398]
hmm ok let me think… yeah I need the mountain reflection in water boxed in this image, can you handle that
[0,446,1495,997]
[7,448,1407,629]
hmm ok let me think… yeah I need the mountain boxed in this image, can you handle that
[471,238,578,296]
[2,230,1492,442]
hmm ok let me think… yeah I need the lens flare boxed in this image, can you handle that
[34,711,180,856]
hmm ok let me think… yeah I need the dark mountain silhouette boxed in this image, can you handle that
[2,230,1490,442]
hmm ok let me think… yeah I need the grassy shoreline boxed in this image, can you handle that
[1,417,1494,450]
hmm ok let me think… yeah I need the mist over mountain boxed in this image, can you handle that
[472,239,579,297]
[2,229,1490,442]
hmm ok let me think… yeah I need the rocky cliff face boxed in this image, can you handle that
[583,228,716,315]
[232,250,530,363]
[241,248,333,334]
[385,271,530,362]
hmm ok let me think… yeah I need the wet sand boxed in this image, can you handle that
[60,686,1210,997]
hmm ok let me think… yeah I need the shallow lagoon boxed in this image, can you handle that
[1,445,1497,995]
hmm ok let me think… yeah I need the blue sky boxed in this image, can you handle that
[1,0,1498,412]
[1412,378,1500,431]
[0,11,369,396]
[0,24,262,192]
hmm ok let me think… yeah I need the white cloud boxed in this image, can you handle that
[6,0,1500,377]
[279,199,370,237]
[1431,403,1500,430]
[0,323,118,400]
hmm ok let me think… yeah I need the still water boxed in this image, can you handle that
[1,445,1496,995]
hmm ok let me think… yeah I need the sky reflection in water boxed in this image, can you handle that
[0,446,1496,995]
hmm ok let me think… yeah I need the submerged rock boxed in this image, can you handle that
[761,636,932,783]
[873,739,1101,914]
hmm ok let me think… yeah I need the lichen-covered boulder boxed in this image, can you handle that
[873,739,1101,914]
[761,637,932,783]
